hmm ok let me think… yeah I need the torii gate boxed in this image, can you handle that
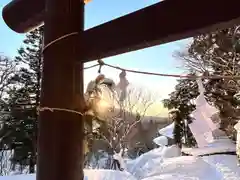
[2,0,240,180]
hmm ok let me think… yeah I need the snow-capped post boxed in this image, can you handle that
[112,149,125,171]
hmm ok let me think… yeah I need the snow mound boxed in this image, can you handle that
[125,147,165,179]
[124,139,240,180]
[182,139,236,156]
[153,136,168,146]
[158,122,174,138]
[141,156,218,180]
[0,174,35,180]
[202,155,240,180]
[1,140,240,180]
[0,170,136,180]
[161,145,181,158]
[84,169,136,180]
[125,145,181,179]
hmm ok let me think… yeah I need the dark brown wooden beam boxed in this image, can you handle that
[37,0,84,180]
[3,0,240,61]
[81,0,240,62]
[2,0,44,33]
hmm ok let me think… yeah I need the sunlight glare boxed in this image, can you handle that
[96,99,110,113]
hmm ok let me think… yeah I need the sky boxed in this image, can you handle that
[0,0,192,117]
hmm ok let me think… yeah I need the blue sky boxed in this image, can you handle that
[0,0,192,116]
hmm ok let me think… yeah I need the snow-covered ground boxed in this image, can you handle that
[1,122,240,179]
[125,146,240,180]
[1,143,240,180]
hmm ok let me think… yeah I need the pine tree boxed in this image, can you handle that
[178,26,240,138]
[164,26,240,145]
[0,27,43,173]
[163,76,198,147]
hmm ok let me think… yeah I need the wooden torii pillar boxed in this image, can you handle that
[37,1,85,180]
[3,0,85,180]
[3,0,240,180]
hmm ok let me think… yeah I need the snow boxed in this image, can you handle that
[0,174,35,180]
[125,147,211,179]
[141,156,218,180]
[234,121,240,164]
[202,155,240,180]
[161,145,181,158]
[113,150,126,170]
[1,128,240,180]
[0,170,136,180]
[127,150,240,180]
[1,145,240,180]
[84,170,135,180]
[153,136,168,146]
[125,147,165,179]
[182,138,236,156]
[158,122,174,139]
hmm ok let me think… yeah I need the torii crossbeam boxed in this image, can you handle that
[2,0,240,180]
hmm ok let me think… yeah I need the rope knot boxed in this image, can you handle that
[119,70,126,78]
[97,59,105,73]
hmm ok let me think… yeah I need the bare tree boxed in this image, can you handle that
[0,149,14,176]
[91,84,157,154]
[0,56,17,100]
[174,27,240,76]
[84,82,160,168]
[0,55,17,175]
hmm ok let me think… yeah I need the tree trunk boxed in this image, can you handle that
[29,156,35,173]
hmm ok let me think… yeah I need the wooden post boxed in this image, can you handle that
[37,0,84,180]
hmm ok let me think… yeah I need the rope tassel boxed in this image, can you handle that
[117,70,129,102]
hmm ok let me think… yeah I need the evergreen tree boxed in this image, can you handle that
[164,26,240,145]
[163,76,198,147]
[180,26,240,138]
[0,27,43,173]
